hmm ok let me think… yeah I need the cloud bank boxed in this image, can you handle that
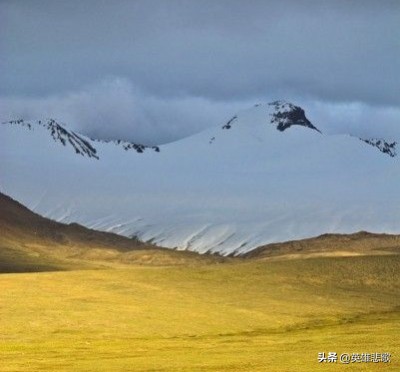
[2,77,399,145]
[0,78,247,145]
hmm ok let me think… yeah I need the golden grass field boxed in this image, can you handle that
[1,194,399,371]
[1,256,399,371]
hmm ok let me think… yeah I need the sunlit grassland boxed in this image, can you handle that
[1,255,399,371]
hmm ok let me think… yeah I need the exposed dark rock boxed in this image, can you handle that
[222,115,237,129]
[3,119,99,159]
[4,118,161,157]
[360,138,397,157]
[268,101,321,133]
[95,138,161,154]
[3,119,32,130]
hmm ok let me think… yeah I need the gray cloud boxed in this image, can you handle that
[1,0,399,143]
[2,0,399,103]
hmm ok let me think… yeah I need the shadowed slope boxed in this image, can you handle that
[0,193,224,273]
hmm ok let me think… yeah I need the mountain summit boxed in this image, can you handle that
[1,102,399,255]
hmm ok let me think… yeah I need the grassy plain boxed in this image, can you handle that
[1,193,399,370]
[1,254,399,371]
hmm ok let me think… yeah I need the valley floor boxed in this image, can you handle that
[1,255,399,371]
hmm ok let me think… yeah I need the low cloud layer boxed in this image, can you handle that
[0,78,248,145]
[2,77,400,145]
[305,101,400,141]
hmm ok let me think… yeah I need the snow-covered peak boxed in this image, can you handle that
[222,100,321,133]
[3,101,322,162]
[2,119,161,158]
[3,118,99,159]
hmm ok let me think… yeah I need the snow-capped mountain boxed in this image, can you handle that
[1,101,399,255]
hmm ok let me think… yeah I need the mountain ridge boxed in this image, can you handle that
[2,118,160,158]
[1,101,399,255]
[3,101,397,159]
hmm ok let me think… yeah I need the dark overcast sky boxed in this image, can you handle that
[1,0,399,144]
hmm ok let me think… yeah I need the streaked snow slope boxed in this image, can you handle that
[1,102,399,255]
